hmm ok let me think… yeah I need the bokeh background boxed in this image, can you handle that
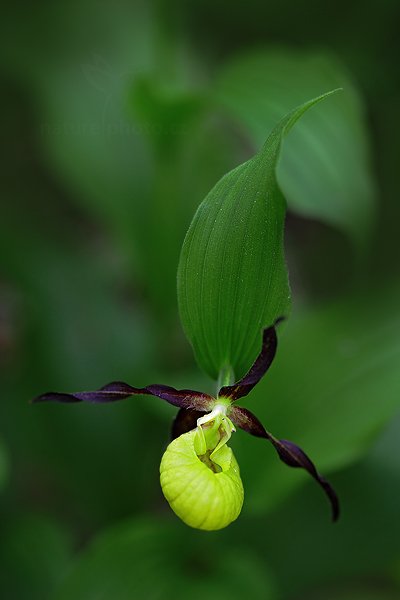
[1,1,400,599]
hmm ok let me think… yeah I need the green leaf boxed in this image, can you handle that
[215,49,376,249]
[178,91,339,381]
[34,60,239,326]
[54,518,277,600]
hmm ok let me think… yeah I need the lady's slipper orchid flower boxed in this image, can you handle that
[33,321,339,530]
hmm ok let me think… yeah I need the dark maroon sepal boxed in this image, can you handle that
[32,382,138,404]
[32,381,215,411]
[218,321,280,401]
[273,439,340,522]
[229,405,340,521]
[171,407,205,440]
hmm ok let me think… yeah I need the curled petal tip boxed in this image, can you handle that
[229,405,340,521]
[31,392,81,404]
[277,439,340,522]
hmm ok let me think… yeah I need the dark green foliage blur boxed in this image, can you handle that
[1,1,400,599]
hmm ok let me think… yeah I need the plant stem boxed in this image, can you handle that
[217,365,235,392]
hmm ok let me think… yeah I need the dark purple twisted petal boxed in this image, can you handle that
[229,405,340,522]
[171,407,205,440]
[32,381,215,411]
[218,322,280,401]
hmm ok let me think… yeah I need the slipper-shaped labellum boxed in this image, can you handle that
[160,407,244,530]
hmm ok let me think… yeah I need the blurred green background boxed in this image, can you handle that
[1,1,400,599]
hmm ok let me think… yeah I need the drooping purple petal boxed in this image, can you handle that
[32,381,215,411]
[229,405,340,521]
[218,322,280,401]
[171,407,204,440]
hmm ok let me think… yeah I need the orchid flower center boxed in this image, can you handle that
[194,403,236,463]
